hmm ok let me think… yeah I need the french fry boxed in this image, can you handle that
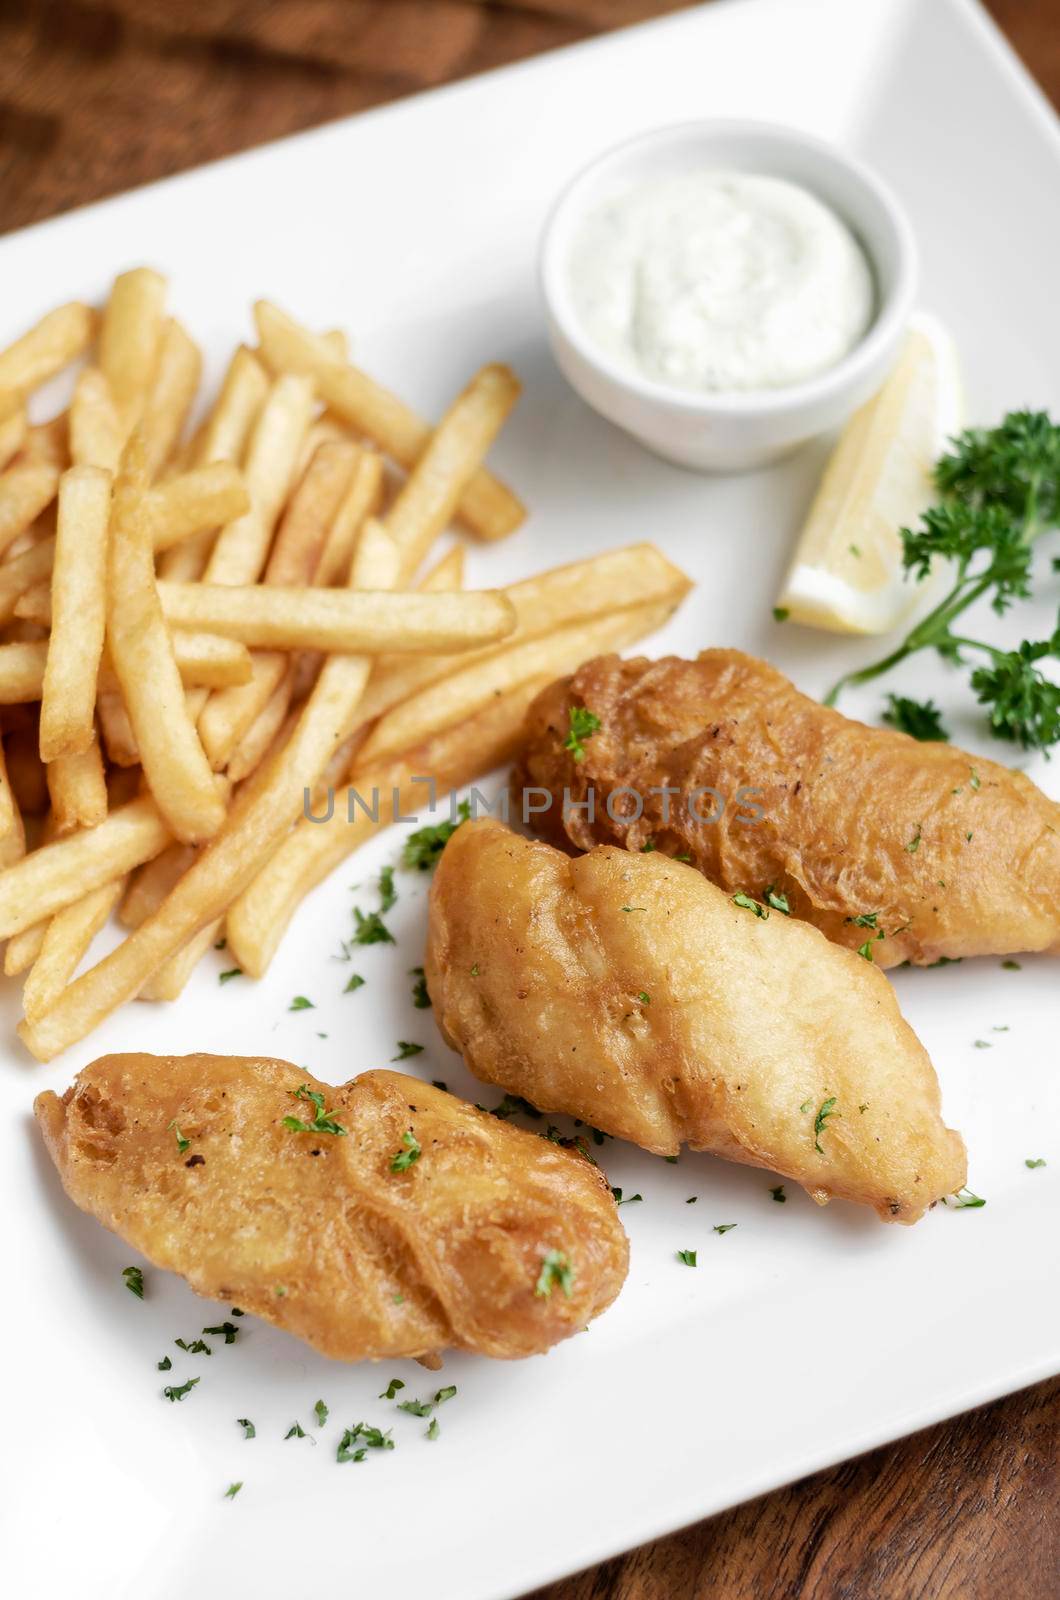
[203,374,314,584]
[70,368,124,472]
[0,541,54,625]
[168,633,253,690]
[226,677,549,977]
[0,461,60,560]
[98,268,167,418]
[0,394,27,473]
[5,918,47,976]
[158,348,269,584]
[383,365,520,579]
[197,441,358,770]
[294,415,351,480]
[255,301,525,541]
[0,302,95,394]
[18,518,400,1058]
[140,319,202,478]
[313,447,384,588]
[0,640,47,703]
[121,843,197,927]
[146,462,250,552]
[0,792,170,939]
[24,417,68,469]
[156,581,515,653]
[139,917,223,1002]
[0,735,26,867]
[107,438,226,843]
[22,877,125,1020]
[39,465,112,760]
[46,735,108,832]
[97,691,140,767]
[225,674,295,783]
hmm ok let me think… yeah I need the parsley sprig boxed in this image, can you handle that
[283,1083,347,1137]
[826,412,1060,751]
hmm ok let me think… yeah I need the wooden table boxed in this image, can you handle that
[2,2,1057,1595]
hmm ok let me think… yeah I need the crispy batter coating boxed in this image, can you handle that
[426,820,967,1223]
[35,1054,628,1362]
[515,650,1060,967]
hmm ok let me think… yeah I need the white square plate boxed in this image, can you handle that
[4,1,1059,1596]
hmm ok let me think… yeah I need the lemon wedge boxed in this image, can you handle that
[776,314,963,635]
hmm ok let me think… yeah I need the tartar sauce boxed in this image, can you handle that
[568,170,874,394]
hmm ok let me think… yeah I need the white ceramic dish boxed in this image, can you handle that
[3,2,1059,1598]
[540,119,918,471]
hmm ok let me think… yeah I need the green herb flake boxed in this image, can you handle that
[857,940,875,962]
[157,1356,172,1371]
[352,908,394,946]
[163,1377,199,1402]
[773,606,790,623]
[1001,959,1022,970]
[225,1482,243,1500]
[426,1417,440,1441]
[401,799,472,872]
[289,995,315,1011]
[378,865,397,913]
[435,1385,457,1404]
[219,968,242,985]
[846,912,879,929]
[168,1119,190,1155]
[390,1130,421,1173]
[397,1398,433,1417]
[344,972,365,994]
[732,891,768,919]
[637,991,650,1005]
[535,1249,574,1299]
[769,1185,786,1203]
[813,1095,839,1154]
[336,1423,394,1462]
[564,705,601,762]
[676,1249,697,1267]
[285,1422,307,1440]
[237,1418,256,1439]
[409,967,431,1009]
[391,1040,423,1061]
[883,695,950,742]
[283,1082,347,1137]
[764,886,791,915]
[122,1265,144,1300]
[950,1188,987,1209]
[314,1399,328,1428]
[905,826,922,854]
[380,1378,405,1400]
[203,1321,238,1344]
[973,1039,992,1050]
[613,1189,643,1206]
[1025,1158,1047,1169]
[713,1223,737,1235]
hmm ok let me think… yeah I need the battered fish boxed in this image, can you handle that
[426,820,967,1222]
[515,650,1060,967]
[35,1054,628,1362]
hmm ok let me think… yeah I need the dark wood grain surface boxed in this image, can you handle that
[2,2,1057,1597]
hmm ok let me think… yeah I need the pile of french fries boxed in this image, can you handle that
[0,269,692,1062]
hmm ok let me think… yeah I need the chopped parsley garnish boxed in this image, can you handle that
[163,1377,199,1402]
[435,1386,457,1404]
[397,1397,433,1417]
[620,905,646,913]
[857,940,875,962]
[773,606,790,623]
[336,1423,394,1462]
[905,826,922,854]
[812,1095,839,1154]
[378,865,397,913]
[168,1119,190,1155]
[224,1482,242,1500]
[289,995,315,1011]
[676,1249,697,1267]
[380,1378,405,1399]
[612,1189,642,1206]
[535,1249,574,1299]
[237,1418,256,1438]
[283,1083,347,1137]
[219,968,242,984]
[392,1040,423,1060]
[732,891,768,919]
[409,967,431,1009]
[122,1265,144,1300]
[713,1223,737,1235]
[352,908,394,945]
[564,704,601,762]
[175,1337,211,1356]
[769,1185,786,1203]
[764,886,791,915]
[685,1196,697,1204]
[426,1418,440,1441]
[1001,959,1022,970]
[1025,1158,1047,1169]
[637,991,650,1005]
[470,963,479,976]
[314,1399,328,1427]
[882,694,950,742]
[969,767,981,791]
[157,1356,172,1371]
[949,1188,987,1209]
[203,1321,238,1344]
[344,972,365,994]
[284,1422,307,1440]
[490,1093,542,1121]
[846,912,879,929]
[640,839,656,852]
[390,1130,421,1172]
[973,1039,992,1050]
[401,800,471,872]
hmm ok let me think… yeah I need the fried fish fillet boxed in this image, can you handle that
[35,1054,628,1362]
[515,650,1060,967]
[426,820,967,1223]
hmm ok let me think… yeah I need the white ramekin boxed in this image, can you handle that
[539,119,918,473]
